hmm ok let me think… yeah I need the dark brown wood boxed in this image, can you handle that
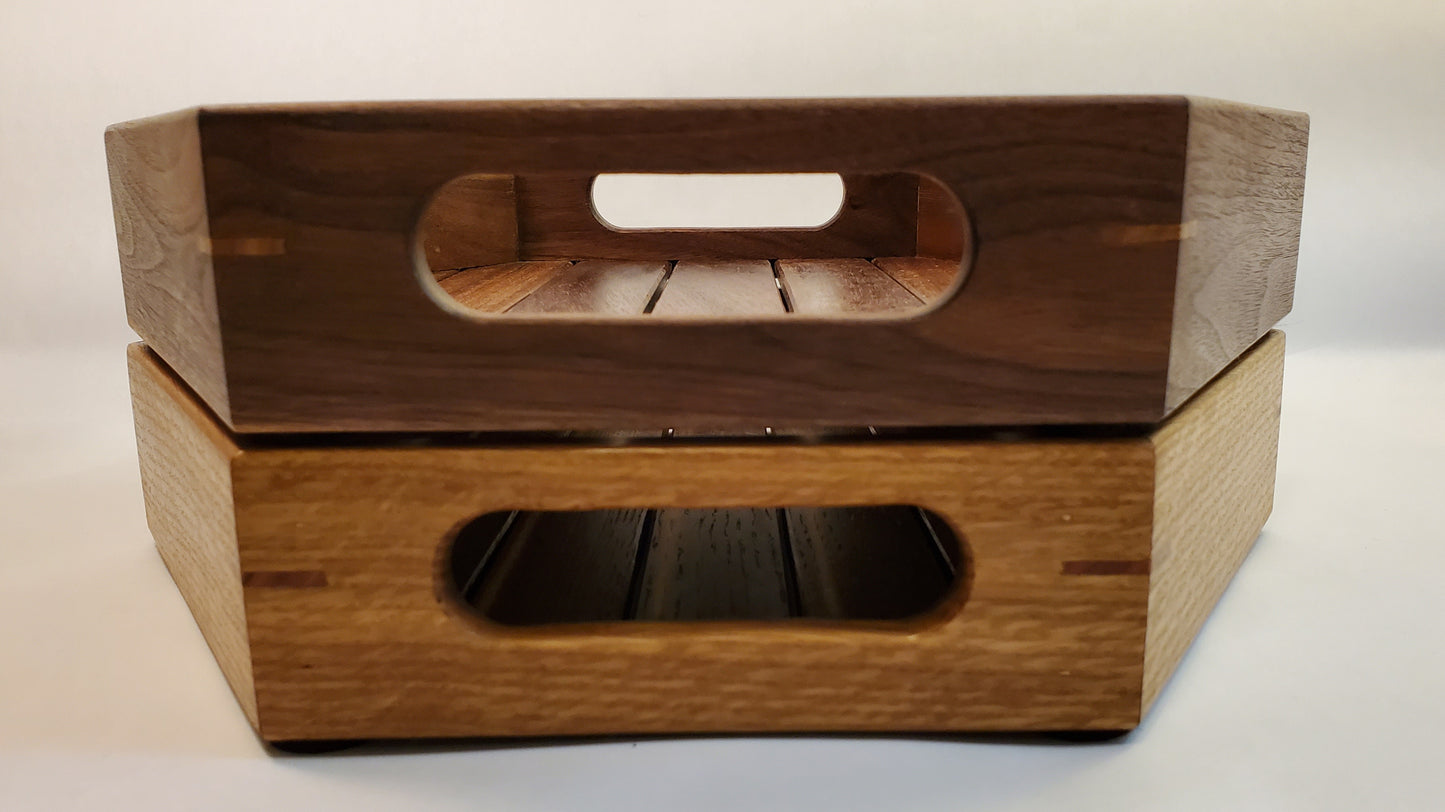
[786,507,954,619]
[435,261,570,313]
[916,176,969,261]
[418,174,518,272]
[109,97,1306,433]
[106,110,231,422]
[651,260,782,317]
[472,509,649,625]
[873,257,963,305]
[634,508,794,621]
[506,260,668,315]
[776,259,920,314]
[515,173,918,261]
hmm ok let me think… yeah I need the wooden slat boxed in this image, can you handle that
[786,506,953,620]
[472,509,649,625]
[436,261,571,312]
[507,260,669,315]
[650,259,782,317]
[634,508,794,621]
[873,257,962,305]
[775,259,919,314]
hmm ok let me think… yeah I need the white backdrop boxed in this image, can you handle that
[2,2,1443,810]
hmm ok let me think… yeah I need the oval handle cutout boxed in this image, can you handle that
[591,173,847,230]
[417,171,970,319]
[445,505,966,626]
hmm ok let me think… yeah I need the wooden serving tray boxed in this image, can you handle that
[107,97,1306,434]
[129,331,1285,743]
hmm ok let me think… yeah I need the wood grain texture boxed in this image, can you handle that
[873,257,964,305]
[651,260,782,317]
[132,333,1284,740]
[515,173,917,261]
[103,96,1305,432]
[435,261,570,313]
[506,260,668,315]
[127,344,257,727]
[107,111,230,422]
[1166,100,1307,409]
[418,173,519,272]
[1143,330,1284,710]
[471,509,648,625]
[634,508,793,621]
[916,176,970,261]
[786,506,953,620]
[134,344,1154,739]
[776,259,920,314]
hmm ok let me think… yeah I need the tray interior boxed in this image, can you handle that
[420,171,967,318]
[449,505,964,626]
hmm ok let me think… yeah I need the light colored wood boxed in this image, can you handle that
[107,111,230,422]
[1144,330,1284,709]
[435,261,571,313]
[1167,100,1307,409]
[873,257,963,305]
[776,258,919,314]
[127,344,257,727]
[135,341,1153,739]
[417,173,519,272]
[506,260,668,315]
[129,332,1285,742]
[651,260,782,316]
[108,97,1305,433]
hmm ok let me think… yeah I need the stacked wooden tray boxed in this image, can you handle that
[109,96,1307,744]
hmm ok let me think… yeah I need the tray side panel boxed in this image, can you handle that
[1144,330,1285,711]
[191,98,1189,432]
[127,343,257,728]
[225,437,1157,740]
[108,111,231,423]
[1167,100,1306,409]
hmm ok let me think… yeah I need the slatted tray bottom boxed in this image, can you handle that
[450,506,964,626]
[433,256,960,316]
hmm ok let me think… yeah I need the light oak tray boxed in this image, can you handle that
[107,97,1306,434]
[128,331,1285,744]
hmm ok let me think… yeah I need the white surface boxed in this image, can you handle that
[2,0,1443,808]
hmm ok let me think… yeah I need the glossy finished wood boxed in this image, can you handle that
[504,260,668,315]
[650,260,782,317]
[776,259,920,314]
[873,256,962,305]
[127,331,1284,742]
[436,261,571,313]
[109,97,1307,434]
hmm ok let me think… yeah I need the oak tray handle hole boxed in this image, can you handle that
[443,505,968,627]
